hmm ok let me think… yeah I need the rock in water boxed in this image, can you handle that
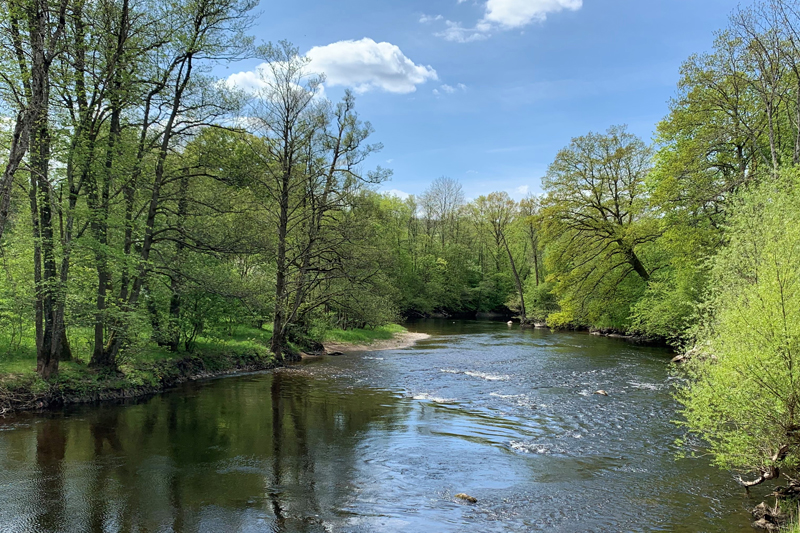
[455,493,477,503]
[594,390,609,396]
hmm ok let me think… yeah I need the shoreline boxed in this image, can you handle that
[304,331,431,358]
[1,329,429,414]
[0,349,280,415]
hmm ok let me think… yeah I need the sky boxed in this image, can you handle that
[223,0,740,200]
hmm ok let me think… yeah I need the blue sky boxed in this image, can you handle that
[225,0,739,199]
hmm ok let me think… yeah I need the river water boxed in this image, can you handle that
[0,320,765,532]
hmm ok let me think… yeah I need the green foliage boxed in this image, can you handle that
[677,171,800,477]
[630,267,705,342]
[540,125,660,331]
[524,280,559,322]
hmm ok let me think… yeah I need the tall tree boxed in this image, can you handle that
[89,0,255,369]
[519,193,542,287]
[242,42,386,360]
[0,0,69,377]
[473,192,528,324]
[542,126,658,328]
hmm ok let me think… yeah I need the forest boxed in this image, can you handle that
[1,0,800,504]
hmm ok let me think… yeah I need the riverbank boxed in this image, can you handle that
[296,324,430,357]
[0,323,419,414]
[0,342,278,414]
[320,331,430,354]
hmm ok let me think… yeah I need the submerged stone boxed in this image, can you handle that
[455,493,477,503]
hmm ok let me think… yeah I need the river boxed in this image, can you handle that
[0,320,765,532]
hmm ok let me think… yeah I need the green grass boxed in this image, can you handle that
[0,323,276,401]
[0,321,403,389]
[321,324,406,345]
[0,344,37,375]
[0,324,275,373]
[0,321,405,410]
[783,507,800,532]
[0,325,277,412]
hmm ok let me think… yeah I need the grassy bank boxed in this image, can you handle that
[320,324,406,345]
[0,323,410,413]
[0,325,278,413]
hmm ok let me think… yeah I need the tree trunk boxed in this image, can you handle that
[502,235,527,324]
[29,0,62,379]
[0,111,31,242]
[89,104,120,367]
[271,166,291,360]
[623,245,650,282]
[166,172,190,352]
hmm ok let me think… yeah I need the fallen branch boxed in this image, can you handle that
[739,445,790,489]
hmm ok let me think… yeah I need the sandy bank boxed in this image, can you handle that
[316,331,430,356]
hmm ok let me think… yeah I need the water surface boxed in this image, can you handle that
[0,320,762,531]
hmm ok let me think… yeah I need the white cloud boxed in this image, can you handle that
[306,38,437,94]
[436,20,491,43]
[226,39,436,96]
[437,0,582,42]
[225,65,269,92]
[516,185,530,195]
[484,0,582,28]
[385,188,411,200]
[223,63,327,101]
[434,83,468,96]
[419,13,443,23]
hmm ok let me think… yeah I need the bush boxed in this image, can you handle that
[677,171,800,484]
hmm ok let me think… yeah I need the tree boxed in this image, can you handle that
[0,0,70,377]
[472,192,528,324]
[678,171,800,488]
[88,0,256,370]
[519,193,543,287]
[241,41,386,360]
[420,176,464,246]
[542,125,659,328]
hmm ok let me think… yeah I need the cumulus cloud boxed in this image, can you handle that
[516,185,530,195]
[226,38,436,95]
[225,65,270,92]
[306,38,437,94]
[436,0,582,42]
[223,64,328,102]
